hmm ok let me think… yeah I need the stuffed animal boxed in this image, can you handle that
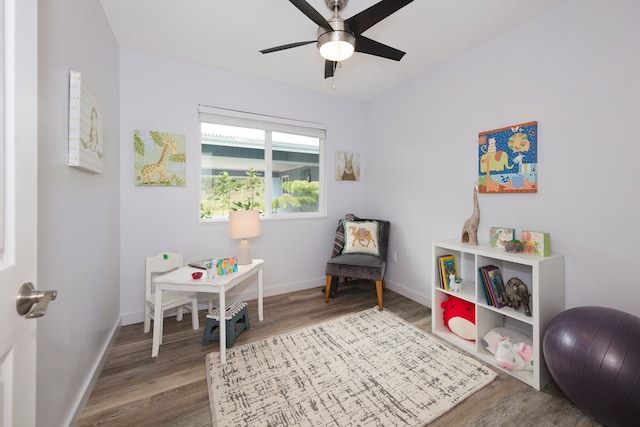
[482,327,534,371]
[441,295,476,341]
[495,338,534,371]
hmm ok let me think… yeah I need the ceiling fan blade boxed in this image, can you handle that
[289,0,332,30]
[346,0,414,35]
[354,35,405,61]
[324,60,337,79]
[259,40,316,54]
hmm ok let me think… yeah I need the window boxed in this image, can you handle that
[199,106,325,220]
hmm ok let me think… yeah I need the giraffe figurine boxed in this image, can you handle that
[140,139,178,185]
[461,185,480,245]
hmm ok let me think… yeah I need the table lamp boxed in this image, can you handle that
[228,210,261,265]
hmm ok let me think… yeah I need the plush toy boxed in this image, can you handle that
[441,295,476,341]
[482,327,534,371]
[495,338,533,371]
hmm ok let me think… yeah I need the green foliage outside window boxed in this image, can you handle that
[272,180,319,212]
[200,168,264,218]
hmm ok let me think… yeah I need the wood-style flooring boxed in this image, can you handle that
[77,281,601,426]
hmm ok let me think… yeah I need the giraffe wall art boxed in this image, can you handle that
[134,130,186,186]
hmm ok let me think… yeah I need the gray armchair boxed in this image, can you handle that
[324,217,390,310]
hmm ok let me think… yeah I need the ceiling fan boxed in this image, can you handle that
[259,0,414,79]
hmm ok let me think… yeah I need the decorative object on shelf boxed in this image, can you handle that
[461,186,480,245]
[489,227,515,248]
[134,129,186,186]
[68,71,104,174]
[335,151,360,181]
[441,295,476,341]
[191,271,203,280]
[521,230,551,256]
[495,337,534,371]
[478,121,538,193]
[504,239,524,253]
[543,306,640,427]
[482,327,532,354]
[228,210,261,265]
[504,277,532,316]
[449,275,463,292]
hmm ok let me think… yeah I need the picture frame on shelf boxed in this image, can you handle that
[489,227,515,248]
[521,230,551,256]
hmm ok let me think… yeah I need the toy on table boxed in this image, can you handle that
[441,295,476,341]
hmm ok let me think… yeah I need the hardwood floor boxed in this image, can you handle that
[77,281,600,426]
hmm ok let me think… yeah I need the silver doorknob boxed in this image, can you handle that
[16,282,57,318]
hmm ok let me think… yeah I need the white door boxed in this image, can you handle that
[0,0,38,426]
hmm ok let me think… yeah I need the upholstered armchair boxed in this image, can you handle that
[324,216,390,310]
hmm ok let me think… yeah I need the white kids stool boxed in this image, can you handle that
[201,301,250,348]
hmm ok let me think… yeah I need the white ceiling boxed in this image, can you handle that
[100,0,568,102]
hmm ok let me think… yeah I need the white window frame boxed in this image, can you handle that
[199,105,326,220]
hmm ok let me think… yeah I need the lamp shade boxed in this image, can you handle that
[229,210,261,265]
[228,210,261,240]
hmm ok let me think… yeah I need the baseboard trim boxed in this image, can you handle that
[385,279,431,308]
[66,316,121,427]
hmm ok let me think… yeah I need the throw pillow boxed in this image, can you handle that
[331,214,358,257]
[342,220,380,256]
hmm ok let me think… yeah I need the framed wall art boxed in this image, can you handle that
[335,151,360,181]
[68,71,104,174]
[478,121,538,193]
[134,130,186,186]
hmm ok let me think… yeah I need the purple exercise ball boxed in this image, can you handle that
[543,306,640,427]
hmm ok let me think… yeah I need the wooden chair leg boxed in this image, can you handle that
[324,275,333,303]
[375,280,384,311]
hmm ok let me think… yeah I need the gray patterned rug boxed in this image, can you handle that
[206,307,496,426]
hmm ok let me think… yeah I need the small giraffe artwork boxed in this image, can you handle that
[134,130,186,186]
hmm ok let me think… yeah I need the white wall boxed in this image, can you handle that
[37,0,120,425]
[365,0,640,316]
[118,50,367,324]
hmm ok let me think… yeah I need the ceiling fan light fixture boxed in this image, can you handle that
[317,19,355,62]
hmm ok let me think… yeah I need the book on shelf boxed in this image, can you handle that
[485,266,508,308]
[438,254,457,291]
[479,266,496,306]
[478,265,508,308]
[478,267,493,306]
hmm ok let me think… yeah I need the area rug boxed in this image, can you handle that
[206,307,496,426]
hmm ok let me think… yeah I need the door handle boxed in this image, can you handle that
[16,282,57,318]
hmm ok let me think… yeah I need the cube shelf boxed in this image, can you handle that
[432,239,564,390]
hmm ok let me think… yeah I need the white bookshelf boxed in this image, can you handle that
[431,239,564,390]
